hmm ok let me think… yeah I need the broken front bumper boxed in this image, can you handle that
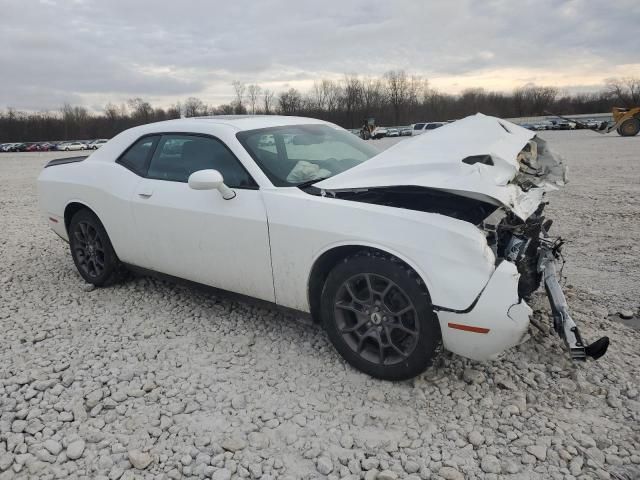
[436,260,532,361]
[538,242,609,360]
[436,241,609,363]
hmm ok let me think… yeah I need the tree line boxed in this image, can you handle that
[1,73,638,142]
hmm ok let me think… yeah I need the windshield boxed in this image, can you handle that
[237,124,379,187]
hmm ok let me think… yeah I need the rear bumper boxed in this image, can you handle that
[43,213,68,241]
[436,260,531,361]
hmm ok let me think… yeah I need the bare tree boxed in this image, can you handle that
[104,103,121,122]
[512,86,558,115]
[310,81,327,110]
[127,98,154,123]
[61,103,89,123]
[232,80,246,112]
[183,97,206,117]
[60,103,90,139]
[214,104,235,115]
[512,87,527,116]
[384,70,411,124]
[606,77,640,107]
[167,102,181,119]
[459,88,487,113]
[0,73,629,142]
[246,84,262,114]
[361,77,385,115]
[342,75,363,128]
[263,89,275,114]
[325,81,343,112]
[278,88,302,114]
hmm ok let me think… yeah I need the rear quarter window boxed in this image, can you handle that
[117,136,160,176]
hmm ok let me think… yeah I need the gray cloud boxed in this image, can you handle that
[2,0,639,111]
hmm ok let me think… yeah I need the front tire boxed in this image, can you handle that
[321,252,441,381]
[68,209,125,286]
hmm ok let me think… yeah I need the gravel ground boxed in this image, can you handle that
[1,131,639,480]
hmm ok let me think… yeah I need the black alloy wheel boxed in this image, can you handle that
[72,220,106,279]
[333,272,419,366]
[68,209,125,286]
[321,252,441,380]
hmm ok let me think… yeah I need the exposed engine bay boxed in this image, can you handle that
[484,206,546,299]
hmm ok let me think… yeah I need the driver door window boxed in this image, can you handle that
[147,134,256,188]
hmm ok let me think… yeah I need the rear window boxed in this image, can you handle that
[117,136,159,176]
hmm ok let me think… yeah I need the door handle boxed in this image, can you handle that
[137,188,153,198]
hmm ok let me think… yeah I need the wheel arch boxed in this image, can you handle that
[307,243,434,324]
[64,201,98,234]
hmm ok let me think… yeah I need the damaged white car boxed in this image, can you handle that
[37,114,609,380]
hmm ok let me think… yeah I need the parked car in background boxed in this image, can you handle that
[5,143,21,152]
[412,122,445,136]
[371,127,388,139]
[537,121,554,130]
[88,139,108,149]
[550,120,572,130]
[400,127,413,136]
[58,142,87,151]
[386,128,400,137]
[584,119,599,129]
[412,123,426,133]
[25,143,41,152]
[1,141,55,152]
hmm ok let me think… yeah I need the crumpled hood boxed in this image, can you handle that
[316,114,566,220]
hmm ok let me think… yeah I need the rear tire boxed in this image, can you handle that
[618,118,640,137]
[320,252,441,381]
[68,209,126,286]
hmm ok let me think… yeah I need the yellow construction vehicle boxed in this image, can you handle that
[360,117,376,140]
[610,107,640,136]
[547,107,640,136]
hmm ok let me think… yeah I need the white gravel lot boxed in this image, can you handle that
[0,131,639,480]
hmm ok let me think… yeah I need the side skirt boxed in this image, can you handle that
[122,263,313,323]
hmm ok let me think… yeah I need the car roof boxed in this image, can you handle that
[129,115,332,135]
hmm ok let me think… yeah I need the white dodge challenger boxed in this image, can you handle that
[37,114,608,380]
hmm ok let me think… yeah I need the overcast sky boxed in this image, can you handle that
[1,0,639,111]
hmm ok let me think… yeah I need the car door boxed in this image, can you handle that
[129,133,275,303]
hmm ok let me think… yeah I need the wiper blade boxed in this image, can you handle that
[296,178,326,189]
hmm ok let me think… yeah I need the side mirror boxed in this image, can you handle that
[188,169,236,200]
